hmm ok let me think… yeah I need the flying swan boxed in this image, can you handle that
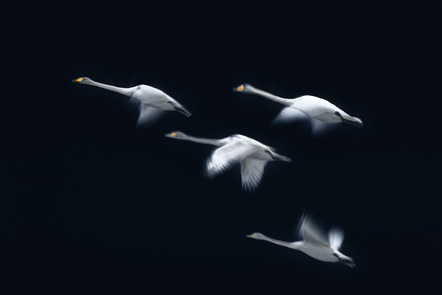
[73,77,191,126]
[234,84,363,133]
[165,131,291,191]
[246,214,355,268]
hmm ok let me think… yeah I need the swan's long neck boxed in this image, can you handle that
[246,86,293,107]
[181,135,224,146]
[84,79,134,97]
[259,234,298,249]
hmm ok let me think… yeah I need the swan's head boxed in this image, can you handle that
[233,83,252,93]
[165,131,188,140]
[246,232,266,240]
[72,77,93,84]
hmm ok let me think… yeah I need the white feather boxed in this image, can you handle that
[247,214,355,268]
[206,140,258,178]
[165,132,290,191]
[298,215,330,247]
[237,84,363,130]
[329,227,344,250]
[73,77,191,126]
[240,158,267,191]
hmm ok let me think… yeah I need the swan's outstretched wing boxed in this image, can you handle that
[298,215,330,247]
[206,141,259,178]
[328,227,344,250]
[240,158,267,191]
[137,104,163,126]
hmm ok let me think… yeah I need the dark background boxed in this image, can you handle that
[2,1,441,294]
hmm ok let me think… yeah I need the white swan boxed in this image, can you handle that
[165,131,291,191]
[246,214,355,268]
[73,77,191,126]
[233,84,363,132]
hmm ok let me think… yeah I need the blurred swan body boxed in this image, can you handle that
[246,214,355,268]
[73,77,191,126]
[165,131,291,191]
[234,84,362,133]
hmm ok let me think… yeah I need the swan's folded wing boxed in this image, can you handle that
[206,141,259,178]
[240,158,267,191]
[299,215,330,247]
[137,104,164,126]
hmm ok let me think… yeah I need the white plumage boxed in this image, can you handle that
[234,84,363,134]
[73,77,191,126]
[246,214,355,268]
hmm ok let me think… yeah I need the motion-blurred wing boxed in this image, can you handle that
[137,104,163,126]
[272,107,308,125]
[329,227,344,250]
[240,158,267,191]
[310,118,338,136]
[273,107,337,136]
[298,215,330,247]
[206,141,259,178]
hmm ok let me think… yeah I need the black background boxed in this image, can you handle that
[3,2,442,294]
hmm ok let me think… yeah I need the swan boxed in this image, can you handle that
[233,84,363,132]
[165,131,291,191]
[246,214,355,268]
[72,77,191,126]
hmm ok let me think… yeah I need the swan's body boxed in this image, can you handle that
[165,131,291,191]
[73,77,191,126]
[234,84,363,132]
[246,214,355,268]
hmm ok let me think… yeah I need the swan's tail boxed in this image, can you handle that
[270,152,292,162]
[343,116,363,128]
[173,103,192,117]
[335,253,356,268]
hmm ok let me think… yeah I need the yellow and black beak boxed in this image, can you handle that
[72,77,84,83]
[233,84,245,92]
[165,132,177,138]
